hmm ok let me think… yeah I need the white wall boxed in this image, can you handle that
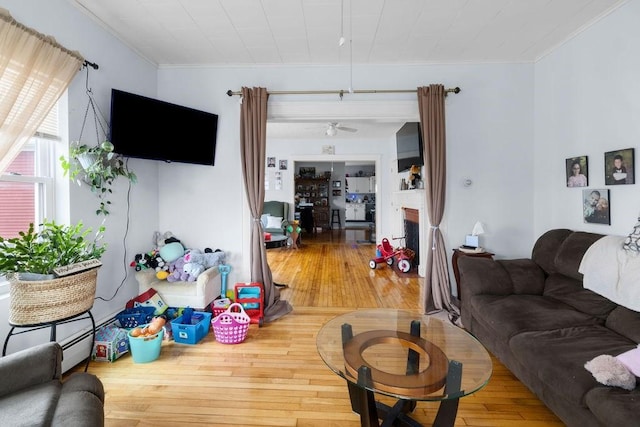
[534,0,640,238]
[1,0,158,353]
[157,62,536,285]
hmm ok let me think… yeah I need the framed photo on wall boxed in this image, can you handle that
[565,156,588,187]
[267,157,276,168]
[605,148,634,185]
[583,188,610,225]
[279,159,288,170]
[299,167,315,178]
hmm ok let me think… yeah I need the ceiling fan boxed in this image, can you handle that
[326,122,357,136]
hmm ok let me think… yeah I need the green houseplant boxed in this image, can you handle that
[60,141,137,216]
[0,220,106,278]
[0,220,107,325]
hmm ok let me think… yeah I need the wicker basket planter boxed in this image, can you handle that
[9,268,99,325]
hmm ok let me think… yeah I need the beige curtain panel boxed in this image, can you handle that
[418,84,460,318]
[0,7,83,174]
[239,87,293,322]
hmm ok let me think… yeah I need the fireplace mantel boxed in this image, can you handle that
[391,190,428,277]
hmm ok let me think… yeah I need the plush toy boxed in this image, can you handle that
[183,262,205,278]
[584,344,640,390]
[166,256,197,282]
[159,241,185,263]
[408,165,421,189]
[183,250,226,269]
[150,252,170,280]
[153,231,180,248]
[130,253,152,271]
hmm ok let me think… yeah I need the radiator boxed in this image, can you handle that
[60,310,119,373]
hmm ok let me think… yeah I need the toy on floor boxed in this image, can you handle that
[287,220,302,249]
[369,237,415,273]
[218,264,232,298]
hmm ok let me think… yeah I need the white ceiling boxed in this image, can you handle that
[67,0,627,139]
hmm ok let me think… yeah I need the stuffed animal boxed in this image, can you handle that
[183,262,205,278]
[183,250,226,269]
[166,256,197,282]
[153,231,180,248]
[150,252,170,280]
[585,344,640,390]
[408,165,421,189]
[159,241,185,263]
[130,253,152,271]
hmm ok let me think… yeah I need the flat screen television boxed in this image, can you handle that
[109,89,218,166]
[396,122,424,172]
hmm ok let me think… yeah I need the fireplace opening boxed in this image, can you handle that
[403,208,419,269]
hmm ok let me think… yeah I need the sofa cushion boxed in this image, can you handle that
[54,390,105,427]
[606,306,640,343]
[554,232,605,281]
[469,294,601,343]
[499,259,546,295]
[531,228,572,275]
[62,372,105,402]
[510,325,636,407]
[0,381,60,427]
[543,273,618,318]
[584,386,640,427]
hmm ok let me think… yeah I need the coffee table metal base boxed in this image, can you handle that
[342,322,463,427]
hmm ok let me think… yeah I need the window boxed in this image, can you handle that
[0,104,58,293]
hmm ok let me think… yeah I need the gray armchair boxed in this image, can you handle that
[262,200,289,235]
[0,342,104,426]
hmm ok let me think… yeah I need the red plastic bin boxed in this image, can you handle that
[234,282,264,327]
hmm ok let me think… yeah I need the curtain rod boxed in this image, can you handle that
[225,86,460,97]
[83,60,99,70]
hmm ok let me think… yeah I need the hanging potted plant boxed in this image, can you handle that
[60,140,136,215]
[0,220,107,325]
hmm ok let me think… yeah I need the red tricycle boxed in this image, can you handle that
[369,237,415,273]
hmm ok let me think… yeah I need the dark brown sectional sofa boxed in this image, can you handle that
[458,228,640,427]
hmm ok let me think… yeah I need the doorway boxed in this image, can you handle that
[286,154,380,240]
[292,160,376,243]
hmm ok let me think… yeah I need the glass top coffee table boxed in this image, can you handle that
[316,309,492,427]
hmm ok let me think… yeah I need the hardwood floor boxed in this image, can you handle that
[69,228,563,426]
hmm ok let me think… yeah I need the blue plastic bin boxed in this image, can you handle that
[170,311,212,345]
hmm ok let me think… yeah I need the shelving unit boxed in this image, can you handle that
[295,176,330,231]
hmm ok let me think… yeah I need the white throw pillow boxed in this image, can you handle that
[260,214,270,228]
[266,216,283,229]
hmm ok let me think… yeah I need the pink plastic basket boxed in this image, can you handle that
[212,303,250,344]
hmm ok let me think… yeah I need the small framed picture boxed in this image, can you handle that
[267,157,276,168]
[332,189,342,196]
[332,180,341,188]
[299,167,315,178]
[279,159,288,170]
[565,156,588,187]
[605,148,634,185]
[583,189,610,225]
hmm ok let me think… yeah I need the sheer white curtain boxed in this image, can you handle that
[0,7,84,174]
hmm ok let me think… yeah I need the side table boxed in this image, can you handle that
[451,249,494,299]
